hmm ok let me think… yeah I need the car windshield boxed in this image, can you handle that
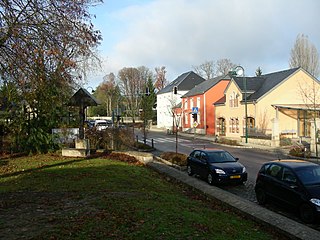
[206,151,236,163]
[296,166,320,186]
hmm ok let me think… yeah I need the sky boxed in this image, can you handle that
[86,0,320,89]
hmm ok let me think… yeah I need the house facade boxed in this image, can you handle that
[214,67,320,147]
[156,71,205,129]
[180,75,230,135]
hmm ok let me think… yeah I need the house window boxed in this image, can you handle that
[197,97,200,107]
[234,93,239,107]
[185,112,188,124]
[217,117,226,135]
[229,118,239,133]
[229,92,239,108]
[184,99,188,110]
[229,95,233,107]
[190,98,194,110]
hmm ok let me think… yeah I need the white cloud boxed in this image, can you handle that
[89,0,320,87]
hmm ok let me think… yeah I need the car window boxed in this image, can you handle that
[200,152,208,162]
[266,164,282,179]
[281,167,297,183]
[296,166,320,185]
[193,151,201,159]
[207,151,236,163]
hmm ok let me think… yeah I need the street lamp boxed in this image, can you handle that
[233,66,248,143]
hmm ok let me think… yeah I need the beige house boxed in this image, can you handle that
[214,67,320,149]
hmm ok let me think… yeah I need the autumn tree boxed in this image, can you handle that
[192,60,215,80]
[0,0,102,153]
[154,66,168,91]
[289,34,320,78]
[92,73,121,117]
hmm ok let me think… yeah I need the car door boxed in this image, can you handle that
[276,167,303,207]
[198,151,210,178]
[264,164,283,200]
[265,164,302,207]
[188,150,202,175]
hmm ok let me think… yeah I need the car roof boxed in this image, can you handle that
[192,148,226,153]
[267,160,319,169]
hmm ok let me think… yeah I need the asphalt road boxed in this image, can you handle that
[136,129,283,182]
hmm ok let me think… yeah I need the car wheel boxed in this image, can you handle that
[299,203,315,223]
[255,187,267,205]
[187,165,193,176]
[207,173,214,185]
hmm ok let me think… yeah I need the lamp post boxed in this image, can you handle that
[234,66,248,143]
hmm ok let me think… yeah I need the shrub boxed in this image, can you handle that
[160,152,188,166]
[289,145,310,158]
[280,137,292,146]
[218,137,240,146]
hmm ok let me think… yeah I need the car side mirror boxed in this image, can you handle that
[235,157,239,161]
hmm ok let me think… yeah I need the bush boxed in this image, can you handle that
[160,152,188,166]
[289,145,310,158]
[218,137,240,146]
[280,137,292,146]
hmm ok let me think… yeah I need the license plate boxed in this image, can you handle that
[230,175,241,179]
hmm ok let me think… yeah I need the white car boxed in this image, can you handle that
[94,120,110,131]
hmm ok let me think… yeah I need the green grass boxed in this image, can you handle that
[0,154,285,239]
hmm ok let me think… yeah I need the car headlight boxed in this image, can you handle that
[242,167,246,173]
[215,169,226,175]
[310,198,320,207]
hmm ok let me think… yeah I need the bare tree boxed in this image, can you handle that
[216,58,237,76]
[298,76,320,158]
[192,60,215,80]
[118,67,144,123]
[289,34,320,78]
[154,66,168,91]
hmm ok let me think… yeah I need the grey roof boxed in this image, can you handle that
[233,67,300,102]
[157,71,205,94]
[182,74,231,97]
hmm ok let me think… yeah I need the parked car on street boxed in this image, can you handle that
[255,160,320,223]
[94,119,113,131]
[187,149,247,185]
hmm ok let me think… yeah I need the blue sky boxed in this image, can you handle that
[86,0,320,89]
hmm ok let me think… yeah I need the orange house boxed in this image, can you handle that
[180,75,230,135]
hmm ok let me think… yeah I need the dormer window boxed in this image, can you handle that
[229,92,239,108]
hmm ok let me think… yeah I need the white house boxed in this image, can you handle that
[156,71,205,129]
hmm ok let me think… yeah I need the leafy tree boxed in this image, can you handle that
[141,77,156,141]
[92,73,121,117]
[289,34,320,78]
[0,0,102,153]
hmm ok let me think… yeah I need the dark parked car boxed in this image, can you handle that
[255,160,320,223]
[187,149,247,185]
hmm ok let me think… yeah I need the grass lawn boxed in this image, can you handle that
[0,153,287,239]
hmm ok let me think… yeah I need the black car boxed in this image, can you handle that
[187,149,247,185]
[255,160,320,223]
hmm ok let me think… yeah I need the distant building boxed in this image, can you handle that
[156,71,205,129]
